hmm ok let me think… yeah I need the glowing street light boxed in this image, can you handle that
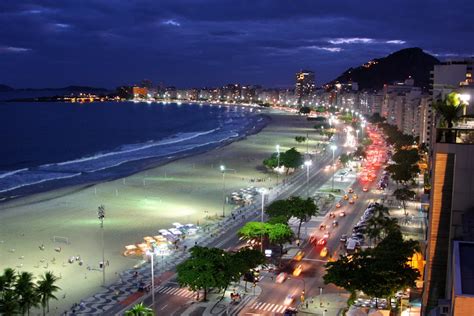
[460,93,471,116]
[257,188,268,252]
[146,246,158,307]
[330,145,337,191]
[220,165,226,217]
[304,160,312,197]
[97,205,106,286]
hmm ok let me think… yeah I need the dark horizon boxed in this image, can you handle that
[1,0,473,89]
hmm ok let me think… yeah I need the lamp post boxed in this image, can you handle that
[361,122,366,138]
[220,165,226,217]
[356,129,359,140]
[276,145,280,185]
[330,145,337,191]
[97,205,106,286]
[258,188,268,252]
[146,247,157,307]
[304,160,312,197]
[460,93,471,118]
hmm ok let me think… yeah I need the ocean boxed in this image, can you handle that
[0,100,268,200]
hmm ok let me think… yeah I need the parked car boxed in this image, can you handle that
[340,234,348,242]
[319,224,326,230]
[339,211,346,217]
[332,220,338,227]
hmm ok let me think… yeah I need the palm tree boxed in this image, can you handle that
[364,204,396,245]
[125,302,154,316]
[0,289,19,315]
[16,272,39,315]
[1,268,17,293]
[432,92,464,129]
[36,271,60,316]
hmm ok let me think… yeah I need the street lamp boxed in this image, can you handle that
[330,145,337,191]
[356,129,360,140]
[220,165,226,217]
[146,246,158,307]
[97,205,106,286]
[257,188,268,252]
[460,93,471,117]
[304,160,312,197]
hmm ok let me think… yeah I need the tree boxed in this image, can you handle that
[16,272,39,315]
[265,196,318,240]
[238,222,269,241]
[353,146,367,159]
[125,303,154,316]
[339,153,351,167]
[263,147,303,174]
[394,188,416,216]
[299,106,311,115]
[177,246,231,301]
[281,148,303,172]
[267,223,294,259]
[392,149,419,166]
[265,200,292,222]
[288,196,319,240]
[295,136,306,143]
[385,162,419,186]
[0,290,19,316]
[324,230,419,308]
[36,271,60,316]
[432,92,464,128]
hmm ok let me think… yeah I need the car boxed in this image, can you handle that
[284,294,295,306]
[332,220,338,227]
[320,247,328,257]
[348,188,354,193]
[336,203,342,208]
[349,199,355,204]
[352,194,358,199]
[339,211,346,217]
[317,238,327,246]
[292,265,303,276]
[340,234,348,242]
[323,232,330,239]
[294,251,305,261]
[276,272,288,284]
[343,194,349,200]
[284,307,298,315]
[363,187,369,192]
[329,212,336,218]
[319,224,326,230]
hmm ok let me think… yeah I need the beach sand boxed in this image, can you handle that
[0,111,322,312]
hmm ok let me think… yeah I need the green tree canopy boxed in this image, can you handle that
[267,223,294,258]
[394,188,417,216]
[125,303,154,316]
[339,153,351,166]
[36,271,60,316]
[295,136,307,143]
[263,147,303,173]
[238,222,270,240]
[432,92,465,128]
[299,106,311,114]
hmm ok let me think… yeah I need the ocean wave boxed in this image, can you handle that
[0,172,82,194]
[46,128,220,168]
[0,168,29,179]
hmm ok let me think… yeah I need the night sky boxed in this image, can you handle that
[1,0,473,89]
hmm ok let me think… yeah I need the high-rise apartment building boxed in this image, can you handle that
[295,70,315,101]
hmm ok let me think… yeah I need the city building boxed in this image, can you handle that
[295,70,315,101]
[132,86,148,99]
[423,123,474,315]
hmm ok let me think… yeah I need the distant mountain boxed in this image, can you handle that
[22,85,108,93]
[327,47,440,91]
[0,85,108,92]
[0,84,14,92]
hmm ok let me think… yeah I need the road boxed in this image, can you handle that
[120,131,388,316]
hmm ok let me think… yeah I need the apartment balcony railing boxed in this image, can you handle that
[436,128,474,144]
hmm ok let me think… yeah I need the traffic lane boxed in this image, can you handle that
[148,289,192,315]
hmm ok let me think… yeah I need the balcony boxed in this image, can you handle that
[436,128,474,144]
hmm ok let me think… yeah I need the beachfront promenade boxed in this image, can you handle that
[66,137,343,315]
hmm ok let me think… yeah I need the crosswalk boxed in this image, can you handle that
[155,286,194,298]
[248,301,288,314]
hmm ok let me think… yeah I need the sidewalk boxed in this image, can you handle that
[298,293,349,316]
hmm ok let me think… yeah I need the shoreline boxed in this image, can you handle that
[0,111,319,313]
[0,105,270,204]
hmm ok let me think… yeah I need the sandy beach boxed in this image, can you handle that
[0,111,322,313]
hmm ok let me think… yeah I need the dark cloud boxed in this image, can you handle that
[0,0,473,88]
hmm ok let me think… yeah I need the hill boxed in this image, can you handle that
[0,84,14,92]
[328,47,440,91]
